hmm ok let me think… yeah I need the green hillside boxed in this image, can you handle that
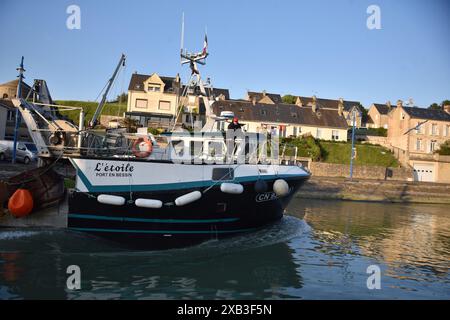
[55,100,127,125]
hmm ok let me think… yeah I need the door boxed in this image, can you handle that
[413,163,435,182]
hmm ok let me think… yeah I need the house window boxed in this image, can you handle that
[147,84,161,92]
[135,99,148,109]
[446,125,450,136]
[332,130,339,140]
[293,127,297,136]
[415,122,423,134]
[159,101,171,111]
[298,127,302,134]
[430,140,437,153]
[261,109,267,116]
[431,124,438,136]
[316,128,322,139]
[416,138,422,151]
[400,112,405,120]
[2,93,8,99]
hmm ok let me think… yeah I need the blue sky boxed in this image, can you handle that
[0,0,449,107]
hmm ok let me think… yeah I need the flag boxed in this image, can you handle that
[202,34,208,55]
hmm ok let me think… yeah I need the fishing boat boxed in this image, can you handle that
[5,31,310,249]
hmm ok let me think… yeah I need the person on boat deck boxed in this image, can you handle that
[226,117,244,162]
[227,117,244,131]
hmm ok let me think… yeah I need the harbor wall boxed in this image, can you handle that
[297,176,450,204]
[309,162,413,181]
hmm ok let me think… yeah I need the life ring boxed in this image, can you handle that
[132,136,153,158]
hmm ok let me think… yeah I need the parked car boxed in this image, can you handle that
[0,140,38,164]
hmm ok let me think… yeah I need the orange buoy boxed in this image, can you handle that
[8,189,34,218]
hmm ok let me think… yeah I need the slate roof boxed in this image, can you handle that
[213,100,348,129]
[296,96,361,112]
[373,103,396,115]
[247,91,282,104]
[128,73,179,93]
[403,106,450,122]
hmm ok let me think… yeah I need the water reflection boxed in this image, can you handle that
[0,199,449,299]
[288,199,450,296]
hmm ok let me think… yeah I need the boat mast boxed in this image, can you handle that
[178,16,216,132]
[89,54,126,127]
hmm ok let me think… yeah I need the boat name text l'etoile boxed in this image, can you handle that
[94,162,135,177]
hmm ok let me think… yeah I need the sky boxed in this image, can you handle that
[0,0,449,108]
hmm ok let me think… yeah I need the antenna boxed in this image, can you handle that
[180,12,185,64]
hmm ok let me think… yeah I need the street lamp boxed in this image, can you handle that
[347,108,362,180]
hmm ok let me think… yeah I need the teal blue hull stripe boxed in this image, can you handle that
[69,227,256,234]
[69,159,307,192]
[68,213,239,224]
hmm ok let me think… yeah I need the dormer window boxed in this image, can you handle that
[147,84,161,92]
[261,109,267,116]
[291,112,297,118]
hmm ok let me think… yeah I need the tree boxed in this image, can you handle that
[429,103,441,110]
[109,92,128,104]
[436,140,450,155]
[282,95,297,104]
[428,100,450,110]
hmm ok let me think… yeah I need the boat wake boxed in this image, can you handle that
[0,216,310,258]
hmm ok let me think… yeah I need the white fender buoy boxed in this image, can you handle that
[220,183,244,194]
[135,198,163,209]
[97,194,126,206]
[273,179,289,197]
[175,191,202,206]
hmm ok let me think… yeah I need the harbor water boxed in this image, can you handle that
[0,199,449,299]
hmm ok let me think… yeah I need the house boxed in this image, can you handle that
[126,73,182,129]
[367,101,396,128]
[126,72,229,130]
[387,100,450,183]
[244,91,282,104]
[0,80,32,141]
[295,96,363,128]
[0,79,31,100]
[213,99,349,141]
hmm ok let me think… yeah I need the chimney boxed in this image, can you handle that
[444,104,450,114]
[262,90,267,97]
[338,98,344,116]
[175,73,180,83]
[397,99,403,108]
[386,100,391,109]
[312,95,317,113]
[295,97,303,107]
[252,96,257,106]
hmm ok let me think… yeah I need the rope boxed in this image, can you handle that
[2,153,64,186]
